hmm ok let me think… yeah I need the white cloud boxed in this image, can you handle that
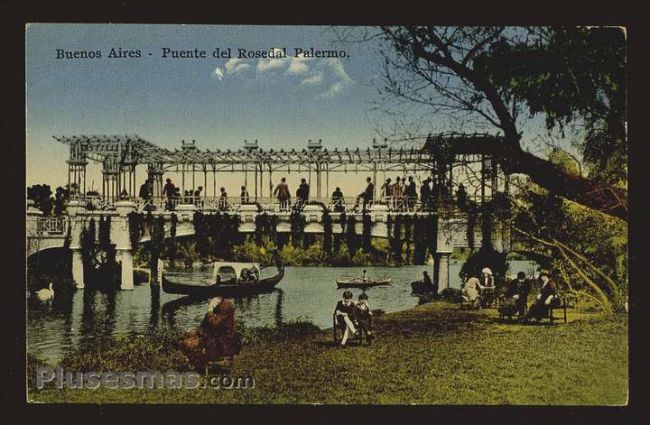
[224,58,251,75]
[300,71,324,86]
[214,67,224,81]
[316,58,355,98]
[212,51,355,99]
[256,48,287,73]
[286,57,311,75]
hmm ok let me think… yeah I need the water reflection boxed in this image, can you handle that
[28,262,538,364]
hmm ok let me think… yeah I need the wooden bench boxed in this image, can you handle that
[545,296,569,324]
[332,313,372,345]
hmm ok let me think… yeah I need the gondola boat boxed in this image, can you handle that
[162,261,284,298]
[336,276,392,288]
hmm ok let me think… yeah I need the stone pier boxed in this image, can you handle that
[114,200,137,290]
[67,199,87,289]
[434,216,454,292]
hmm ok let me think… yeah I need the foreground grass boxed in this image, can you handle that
[29,302,627,405]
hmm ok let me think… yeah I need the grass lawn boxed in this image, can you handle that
[29,301,628,405]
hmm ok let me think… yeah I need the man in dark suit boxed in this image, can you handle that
[356,177,374,211]
[406,176,417,211]
[506,271,532,316]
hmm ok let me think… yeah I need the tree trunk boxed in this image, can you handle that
[509,150,627,221]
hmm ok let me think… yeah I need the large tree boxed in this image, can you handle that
[378,26,627,221]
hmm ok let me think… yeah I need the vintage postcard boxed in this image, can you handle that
[25,24,628,405]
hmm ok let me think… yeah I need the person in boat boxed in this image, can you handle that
[354,293,374,343]
[239,268,258,285]
[524,270,558,322]
[334,290,358,347]
[361,269,370,283]
[182,296,241,370]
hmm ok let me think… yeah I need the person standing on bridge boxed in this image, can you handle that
[274,177,290,210]
[420,177,431,211]
[406,176,418,212]
[380,178,392,203]
[163,178,176,211]
[240,186,250,204]
[391,176,404,211]
[331,186,345,212]
[194,186,204,209]
[356,177,374,211]
[297,178,309,206]
[219,187,229,211]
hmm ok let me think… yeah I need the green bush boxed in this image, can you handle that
[440,287,463,303]
[59,328,191,372]
[241,320,320,344]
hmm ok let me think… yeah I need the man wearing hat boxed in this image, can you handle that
[506,271,532,317]
[525,270,557,321]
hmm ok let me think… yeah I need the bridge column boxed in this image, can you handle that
[435,216,454,292]
[115,200,137,290]
[67,200,86,289]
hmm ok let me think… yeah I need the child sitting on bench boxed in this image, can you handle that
[334,290,358,346]
[355,293,374,343]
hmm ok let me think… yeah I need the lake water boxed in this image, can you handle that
[27,262,538,364]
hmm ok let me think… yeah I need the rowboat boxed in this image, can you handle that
[161,261,284,298]
[336,276,392,288]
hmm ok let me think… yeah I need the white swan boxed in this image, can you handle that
[35,283,54,302]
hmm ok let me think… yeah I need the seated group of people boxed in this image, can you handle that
[462,267,498,308]
[334,291,374,347]
[239,267,259,285]
[462,267,559,322]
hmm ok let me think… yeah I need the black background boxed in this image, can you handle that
[2,1,648,424]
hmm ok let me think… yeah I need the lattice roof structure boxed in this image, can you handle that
[53,132,505,171]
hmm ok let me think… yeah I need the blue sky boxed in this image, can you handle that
[26,24,567,194]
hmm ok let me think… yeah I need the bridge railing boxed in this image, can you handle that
[65,194,455,215]
[35,216,68,236]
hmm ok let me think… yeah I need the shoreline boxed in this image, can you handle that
[28,301,628,405]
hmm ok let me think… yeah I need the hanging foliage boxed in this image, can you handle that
[150,215,166,283]
[403,214,412,264]
[98,216,111,250]
[127,212,145,250]
[429,212,439,256]
[345,214,358,256]
[167,213,178,266]
[466,204,477,251]
[322,209,333,255]
[413,215,427,264]
[362,211,372,253]
[481,201,494,251]
[391,214,403,264]
[254,212,266,246]
[290,210,305,248]
[80,218,96,277]
[193,211,210,258]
